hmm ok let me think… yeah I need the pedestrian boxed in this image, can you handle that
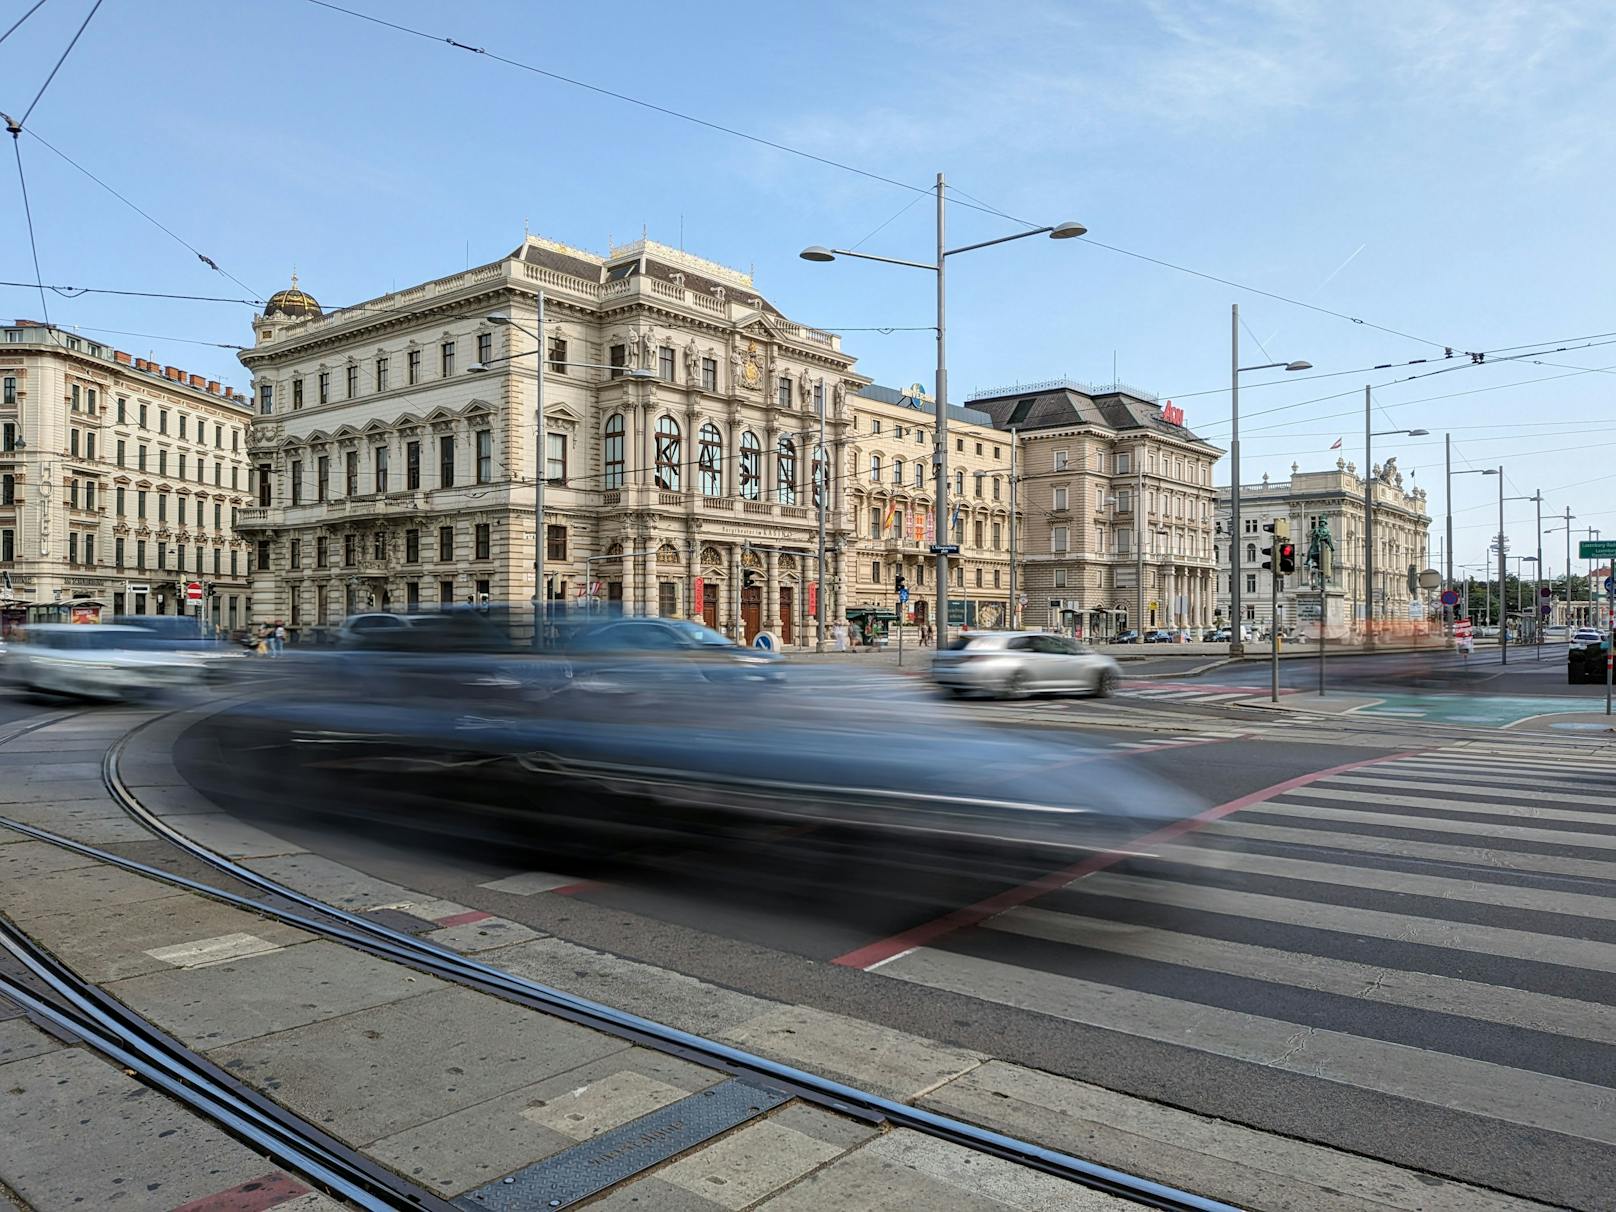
[272,621,287,657]
[833,621,848,652]
[254,624,270,657]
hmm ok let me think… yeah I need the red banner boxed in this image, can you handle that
[693,576,705,616]
[808,581,818,616]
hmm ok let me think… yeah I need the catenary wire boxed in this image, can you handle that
[9,139,51,324]
[0,0,49,48]
[17,0,101,128]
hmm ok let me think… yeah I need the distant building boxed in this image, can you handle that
[1215,458,1431,635]
[0,321,254,630]
[965,380,1222,638]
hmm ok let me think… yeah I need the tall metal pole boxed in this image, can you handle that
[1535,492,1543,661]
[1136,453,1144,635]
[1270,561,1279,702]
[1008,427,1018,629]
[815,389,826,653]
[1444,432,1454,638]
[1229,304,1244,655]
[1498,467,1507,666]
[1565,507,1572,628]
[533,290,547,647]
[933,171,949,650]
[1363,386,1374,646]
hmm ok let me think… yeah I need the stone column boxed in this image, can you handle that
[763,422,778,503]
[684,528,699,619]
[832,546,847,634]
[725,416,741,499]
[727,543,741,639]
[764,548,779,630]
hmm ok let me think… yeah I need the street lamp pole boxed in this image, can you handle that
[1497,467,1508,666]
[1363,394,1428,647]
[1228,307,1309,656]
[1008,426,1019,628]
[803,186,1085,649]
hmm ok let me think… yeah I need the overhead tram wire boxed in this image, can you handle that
[302,0,1474,357]
[16,0,102,128]
[7,134,51,324]
[0,0,50,49]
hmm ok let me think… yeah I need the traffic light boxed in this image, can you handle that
[1278,542,1296,574]
[1261,521,1276,572]
[895,573,907,593]
[742,569,757,590]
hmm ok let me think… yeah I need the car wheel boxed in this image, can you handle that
[1002,670,1029,700]
[1094,669,1118,698]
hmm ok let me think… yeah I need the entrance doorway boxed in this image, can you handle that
[701,592,718,631]
[778,587,793,645]
[741,585,761,642]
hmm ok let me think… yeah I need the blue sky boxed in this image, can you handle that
[4,0,1613,575]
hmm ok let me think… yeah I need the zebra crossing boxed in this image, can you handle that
[1122,679,1296,706]
[858,740,1616,1204]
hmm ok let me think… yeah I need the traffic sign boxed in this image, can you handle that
[1606,577,1614,594]
[897,587,909,604]
[1580,540,1616,558]
[1541,605,1553,616]
[185,581,203,602]
[929,544,960,555]
[1540,586,1553,598]
[1440,589,1459,607]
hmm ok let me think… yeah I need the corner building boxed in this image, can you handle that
[1,321,254,628]
[239,238,918,641]
[965,381,1222,637]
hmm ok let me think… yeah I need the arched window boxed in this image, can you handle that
[914,461,925,488]
[954,470,965,495]
[603,413,625,489]
[655,416,682,491]
[1246,542,1256,563]
[740,431,761,500]
[776,436,797,504]
[869,453,881,482]
[812,445,826,509]
[892,457,904,485]
[698,422,723,496]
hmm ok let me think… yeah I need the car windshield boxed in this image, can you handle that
[666,620,736,648]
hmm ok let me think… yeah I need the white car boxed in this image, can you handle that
[932,631,1121,699]
[1572,628,1604,649]
[3,624,205,701]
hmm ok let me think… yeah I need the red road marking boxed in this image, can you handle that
[549,880,603,896]
[434,909,494,928]
[830,746,1427,971]
[169,1172,310,1212]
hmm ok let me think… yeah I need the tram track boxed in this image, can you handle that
[0,702,1239,1211]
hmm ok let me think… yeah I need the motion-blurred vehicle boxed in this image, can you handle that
[1143,629,1175,643]
[112,615,239,682]
[931,632,1120,699]
[1112,629,1140,644]
[1571,628,1603,649]
[1543,625,1570,642]
[1476,625,1501,639]
[3,624,206,701]
[335,612,438,648]
[1569,637,1610,684]
[548,616,781,694]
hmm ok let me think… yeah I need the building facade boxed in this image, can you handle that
[964,381,1222,638]
[0,321,255,629]
[236,240,1026,643]
[1214,458,1432,636]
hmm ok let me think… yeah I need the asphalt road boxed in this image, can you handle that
[16,684,1612,1209]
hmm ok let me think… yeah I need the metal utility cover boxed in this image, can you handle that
[456,1078,789,1210]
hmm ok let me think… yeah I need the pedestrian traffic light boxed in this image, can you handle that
[1261,521,1276,571]
[1278,542,1296,574]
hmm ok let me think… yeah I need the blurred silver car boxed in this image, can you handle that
[3,624,206,701]
[932,631,1121,699]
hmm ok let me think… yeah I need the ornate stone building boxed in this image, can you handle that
[238,237,911,642]
[964,381,1223,638]
[0,320,254,629]
[1214,458,1432,636]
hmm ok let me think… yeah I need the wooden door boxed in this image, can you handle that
[701,594,718,630]
[741,586,761,642]
[778,587,793,645]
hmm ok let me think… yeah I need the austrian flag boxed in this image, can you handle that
[1330,438,1343,450]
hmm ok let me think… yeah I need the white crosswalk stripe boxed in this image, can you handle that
[862,743,1616,1158]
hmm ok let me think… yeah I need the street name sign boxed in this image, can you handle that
[929,544,960,555]
[1580,540,1616,558]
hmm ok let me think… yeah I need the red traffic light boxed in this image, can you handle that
[1278,542,1297,574]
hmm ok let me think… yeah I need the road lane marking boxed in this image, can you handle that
[1254,796,1616,844]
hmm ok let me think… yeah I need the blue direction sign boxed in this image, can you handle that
[897,587,910,604]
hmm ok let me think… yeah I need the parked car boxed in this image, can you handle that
[1206,628,1233,643]
[1143,629,1175,644]
[1112,629,1141,644]
[2,624,207,701]
[1543,625,1571,642]
[932,632,1120,699]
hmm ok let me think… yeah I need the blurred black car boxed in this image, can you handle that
[1569,637,1611,684]
[1113,629,1141,644]
[1143,629,1175,643]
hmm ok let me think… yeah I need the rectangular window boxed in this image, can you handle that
[405,582,420,613]
[1053,486,1068,510]
[258,384,272,415]
[289,538,301,570]
[973,520,984,548]
[609,345,626,377]
[158,450,168,477]
[178,452,186,480]
[134,539,145,569]
[407,349,421,385]
[701,357,717,392]
[547,337,566,374]
[114,486,125,515]
[475,431,492,484]
[68,533,78,564]
[659,347,675,382]
[440,580,455,608]
[778,377,791,409]
[290,460,303,505]
[257,463,271,507]
[292,379,304,409]
[974,567,983,588]
[1115,451,1130,475]
[115,439,126,467]
[157,493,168,523]
[318,372,330,404]
[547,524,566,560]
[992,477,1001,501]
[85,482,96,512]
[974,474,984,498]
[441,341,455,376]
[404,529,420,563]
[214,502,222,529]
[343,534,356,566]
[992,522,1003,549]
[0,423,13,451]
[439,435,455,488]
[346,364,358,398]
[317,455,329,502]
[474,523,490,560]
[69,479,80,509]
[70,429,80,457]
[374,445,389,493]
[137,490,147,519]
[375,357,389,391]
[157,541,168,570]
[85,432,96,461]
[406,441,420,490]
[316,536,329,568]
[1052,526,1069,552]
[477,332,492,366]
[115,537,125,568]
[138,402,148,428]
[117,396,127,422]
[438,526,454,561]
[230,549,238,576]
[345,450,358,496]
[1246,574,1257,593]
[546,433,566,482]
[3,376,16,405]
[213,548,221,576]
